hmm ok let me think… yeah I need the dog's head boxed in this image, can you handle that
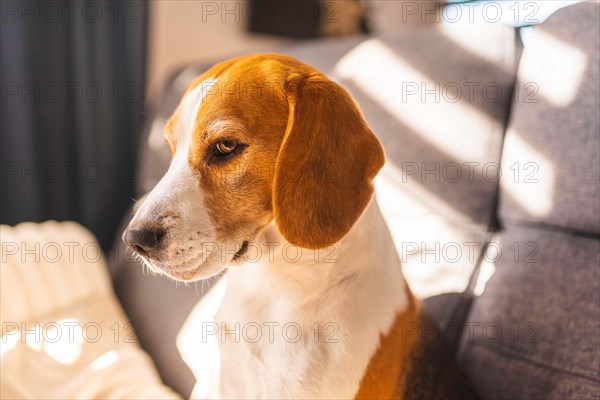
[123,54,384,281]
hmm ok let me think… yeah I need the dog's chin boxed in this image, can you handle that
[164,263,226,282]
[143,257,226,282]
[140,240,250,282]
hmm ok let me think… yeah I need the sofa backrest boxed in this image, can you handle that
[499,1,600,235]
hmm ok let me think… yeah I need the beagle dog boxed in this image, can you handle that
[123,54,478,399]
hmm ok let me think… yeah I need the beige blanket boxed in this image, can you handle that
[1,221,180,399]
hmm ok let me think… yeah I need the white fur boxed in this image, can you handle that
[185,200,408,399]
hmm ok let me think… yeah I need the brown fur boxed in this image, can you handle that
[274,72,385,249]
[354,289,481,400]
[356,287,420,399]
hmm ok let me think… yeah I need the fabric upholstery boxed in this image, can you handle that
[458,225,600,399]
[498,1,600,235]
[460,5,600,399]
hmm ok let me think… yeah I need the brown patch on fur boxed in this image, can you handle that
[355,288,420,400]
[355,292,481,400]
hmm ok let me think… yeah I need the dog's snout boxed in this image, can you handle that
[122,225,165,255]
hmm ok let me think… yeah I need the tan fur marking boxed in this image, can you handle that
[355,289,420,400]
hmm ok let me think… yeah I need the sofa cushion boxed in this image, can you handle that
[458,225,600,399]
[499,1,600,235]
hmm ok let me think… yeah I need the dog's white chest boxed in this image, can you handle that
[183,203,409,399]
[213,271,354,399]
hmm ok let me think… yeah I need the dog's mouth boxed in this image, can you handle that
[232,240,249,261]
[141,250,204,273]
[137,240,250,281]
[144,255,219,282]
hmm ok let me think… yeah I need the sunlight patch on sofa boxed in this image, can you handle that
[501,130,555,217]
[333,39,496,164]
[518,28,586,107]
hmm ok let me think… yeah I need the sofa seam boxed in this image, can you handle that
[469,341,600,384]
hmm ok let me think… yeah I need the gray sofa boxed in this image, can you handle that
[109,2,599,398]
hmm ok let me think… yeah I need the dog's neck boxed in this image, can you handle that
[227,199,411,338]
[203,198,412,399]
[247,198,405,300]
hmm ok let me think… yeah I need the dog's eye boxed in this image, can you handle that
[208,139,247,164]
[215,139,238,156]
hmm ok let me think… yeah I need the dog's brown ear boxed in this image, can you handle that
[273,73,385,249]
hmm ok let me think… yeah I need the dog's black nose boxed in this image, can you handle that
[122,226,164,255]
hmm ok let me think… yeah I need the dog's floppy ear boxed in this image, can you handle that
[273,72,385,249]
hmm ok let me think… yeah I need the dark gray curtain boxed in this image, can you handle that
[1,1,147,249]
